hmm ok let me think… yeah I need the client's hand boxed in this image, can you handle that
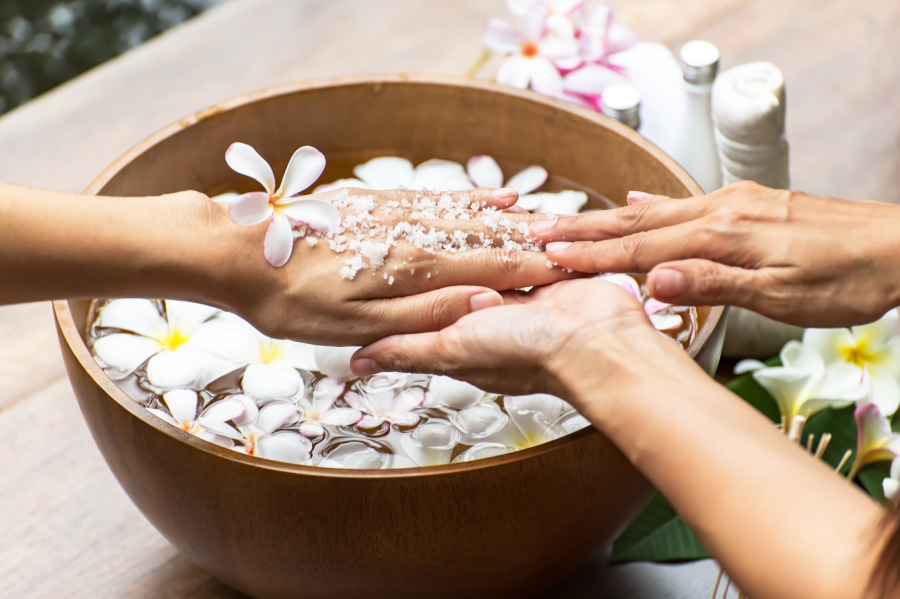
[529,181,900,328]
[349,279,680,400]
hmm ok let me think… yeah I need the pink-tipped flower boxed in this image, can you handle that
[225,143,341,267]
[296,378,362,437]
[344,375,425,428]
[848,369,900,480]
[594,273,683,331]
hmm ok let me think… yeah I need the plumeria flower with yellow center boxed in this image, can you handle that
[92,299,256,390]
[296,378,362,438]
[235,401,311,464]
[427,375,488,410]
[344,375,425,428]
[466,155,590,214]
[450,394,582,451]
[736,341,866,431]
[400,420,461,466]
[147,389,250,449]
[225,142,341,267]
[482,5,579,97]
[315,156,475,193]
[595,273,683,331]
[848,370,900,480]
[803,309,900,416]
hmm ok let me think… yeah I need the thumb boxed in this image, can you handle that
[647,259,759,307]
[351,330,449,377]
[362,286,503,339]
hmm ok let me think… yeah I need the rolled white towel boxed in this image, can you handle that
[712,62,786,145]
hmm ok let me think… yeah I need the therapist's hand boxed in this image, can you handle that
[349,279,686,400]
[528,181,900,328]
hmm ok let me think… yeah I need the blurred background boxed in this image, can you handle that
[0,0,227,114]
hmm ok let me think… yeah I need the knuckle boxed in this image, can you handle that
[618,231,649,265]
[615,203,649,231]
[423,292,461,330]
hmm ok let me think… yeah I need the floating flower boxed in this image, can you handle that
[466,154,589,213]
[451,394,576,450]
[400,421,461,466]
[225,142,341,267]
[594,273,683,331]
[92,299,256,390]
[235,401,311,464]
[296,378,362,437]
[147,389,249,449]
[848,370,900,480]
[344,375,425,428]
[737,341,866,431]
[803,309,900,416]
[318,439,393,469]
[481,7,578,96]
[452,442,515,463]
[428,375,487,410]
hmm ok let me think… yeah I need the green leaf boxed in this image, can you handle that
[725,357,782,424]
[609,492,708,563]
[800,405,857,474]
[858,462,891,504]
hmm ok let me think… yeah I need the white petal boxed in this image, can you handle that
[92,333,161,374]
[197,418,244,441]
[312,377,345,412]
[225,142,276,195]
[210,191,240,203]
[870,371,900,417]
[277,198,341,232]
[357,415,386,429]
[552,411,591,435]
[515,194,543,212]
[529,57,564,96]
[505,394,570,445]
[162,389,199,425]
[411,159,467,191]
[392,387,426,414]
[280,341,318,371]
[451,403,513,445]
[256,432,312,464]
[644,298,672,315]
[544,13,576,38]
[891,457,900,480]
[649,313,683,331]
[195,429,235,449]
[781,340,825,375]
[605,23,641,55]
[440,175,477,191]
[263,212,294,268]
[230,394,259,426]
[401,422,460,466]
[229,191,273,226]
[538,33,578,60]
[752,367,816,420]
[429,376,485,409]
[563,63,625,96]
[147,407,179,427]
[594,273,642,302]
[146,347,209,389]
[319,408,362,427]
[505,165,548,196]
[549,0,584,15]
[277,146,326,198]
[466,155,504,189]
[242,363,302,399]
[313,346,360,381]
[884,478,900,501]
[200,397,245,423]
[734,359,768,375]
[98,299,166,339]
[505,0,539,17]
[299,421,325,437]
[522,3,549,41]
[188,320,258,364]
[851,310,899,348]
[164,300,219,332]
[452,442,514,463]
[482,18,524,53]
[388,454,420,469]
[497,55,534,90]
[256,401,299,434]
[313,178,372,193]
[533,190,588,215]
[802,328,856,366]
[352,157,414,190]
[319,441,386,469]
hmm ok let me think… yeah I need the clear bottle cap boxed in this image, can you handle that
[601,83,641,130]
[680,40,720,85]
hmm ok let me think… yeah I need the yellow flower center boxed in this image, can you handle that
[259,342,286,365]
[161,328,190,352]
[842,341,876,368]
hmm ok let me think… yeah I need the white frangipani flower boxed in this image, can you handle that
[738,341,866,429]
[452,442,515,463]
[312,345,360,381]
[345,375,425,428]
[594,274,683,331]
[883,458,900,501]
[224,142,341,267]
[236,401,311,464]
[296,377,361,437]
[428,376,487,410]
[147,389,247,449]
[400,421,461,466]
[318,440,392,469]
[467,154,589,214]
[803,309,900,416]
[319,157,474,193]
[451,394,575,450]
[92,299,256,390]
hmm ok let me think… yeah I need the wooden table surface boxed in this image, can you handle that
[2,0,898,597]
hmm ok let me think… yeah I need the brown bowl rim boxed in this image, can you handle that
[53,73,723,479]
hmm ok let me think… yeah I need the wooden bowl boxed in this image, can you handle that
[53,75,726,599]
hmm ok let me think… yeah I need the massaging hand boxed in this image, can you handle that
[0,183,564,345]
[529,181,900,328]
[349,279,683,399]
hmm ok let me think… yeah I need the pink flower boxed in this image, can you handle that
[848,369,900,480]
[594,273,683,331]
[224,143,341,267]
[296,378,362,437]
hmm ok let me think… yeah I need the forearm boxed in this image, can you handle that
[552,327,884,599]
[0,183,246,307]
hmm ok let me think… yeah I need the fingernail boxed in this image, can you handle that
[530,217,557,232]
[652,269,685,299]
[470,291,503,313]
[491,187,518,200]
[627,191,656,204]
[350,358,384,376]
[546,241,572,252]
